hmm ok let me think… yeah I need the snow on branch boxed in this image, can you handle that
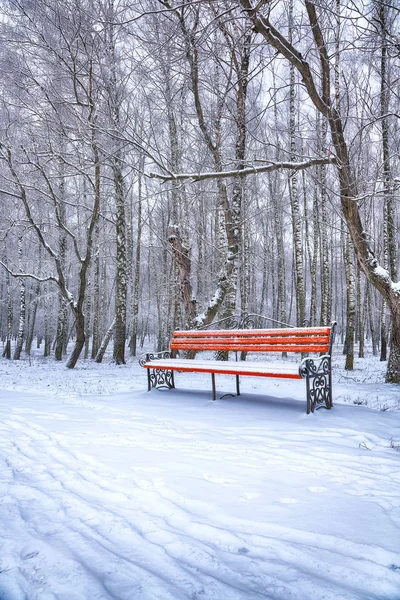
[149,156,335,183]
[0,260,58,285]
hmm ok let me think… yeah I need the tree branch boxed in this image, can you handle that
[239,0,329,116]
[0,260,58,285]
[149,156,335,182]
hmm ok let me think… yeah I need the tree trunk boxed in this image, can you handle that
[3,269,12,359]
[55,297,67,361]
[168,225,197,327]
[91,239,101,359]
[25,284,39,356]
[129,157,143,356]
[113,159,127,365]
[84,275,91,359]
[379,0,397,282]
[366,282,379,356]
[288,0,305,326]
[95,318,116,363]
[66,311,85,369]
[43,286,51,358]
[55,154,67,361]
[13,237,26,360]
[358,267,365,359]
[380,300,388,362]
[270,71,287,327]
[343,232,356,370]
[387,306,400,382]
[310,180,319,326]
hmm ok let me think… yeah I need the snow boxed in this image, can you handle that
[373,265,391,283]
[0,353,400,600]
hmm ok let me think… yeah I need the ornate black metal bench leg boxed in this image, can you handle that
[302,357,332,413]
[149,368,174,390]
[140,352,175,392]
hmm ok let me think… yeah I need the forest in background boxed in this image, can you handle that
[0,0,399,380]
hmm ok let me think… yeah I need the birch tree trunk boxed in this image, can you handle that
[43,284,51,358]
[129,161,143,356]
[358,268,365,359]
[379,0,397,283]
[84,275,91,360]
[3,269,12,359]
[95,318,116,364]
[25,277,40,355]
[310,181,319,326]
[288,0,305,326]
[319,118,330,326]
[113,157,127,365]
[13,236,26,360]
[270,68,287,327]
[54,149,67,361]
[378,0,395,363]
[343,232,356,370]
[366,282,379,357]
[91,229,101,360]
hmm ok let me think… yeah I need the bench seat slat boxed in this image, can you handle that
[143,359,302,379]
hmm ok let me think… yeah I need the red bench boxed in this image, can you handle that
[140,323,336,414]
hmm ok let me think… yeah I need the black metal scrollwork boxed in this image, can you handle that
[149,368,174,390]
[139,351,174,390]
[139,350,171,367]
[299,356,332,413]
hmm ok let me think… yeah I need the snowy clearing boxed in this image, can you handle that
[0,353,399,600]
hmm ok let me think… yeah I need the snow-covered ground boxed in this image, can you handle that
[0,349,399,600]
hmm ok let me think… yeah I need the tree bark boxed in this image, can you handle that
[95,318,116,363]
[113,158,127,365]
[13,236,26,360]
[66,311,85,369]
[3,269,12,359]
[288,0,305,326]
[343,232,356,370]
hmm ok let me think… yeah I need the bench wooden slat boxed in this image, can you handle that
[171,335,330,343]
[170,343,329,353]
[171,328,330,354]
[172,327,331,338]
[143,359,302,379]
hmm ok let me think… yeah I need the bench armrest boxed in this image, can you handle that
[139,350,172,367]
[298,354,331,379]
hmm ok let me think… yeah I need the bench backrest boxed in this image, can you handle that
[170,326,334,354]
